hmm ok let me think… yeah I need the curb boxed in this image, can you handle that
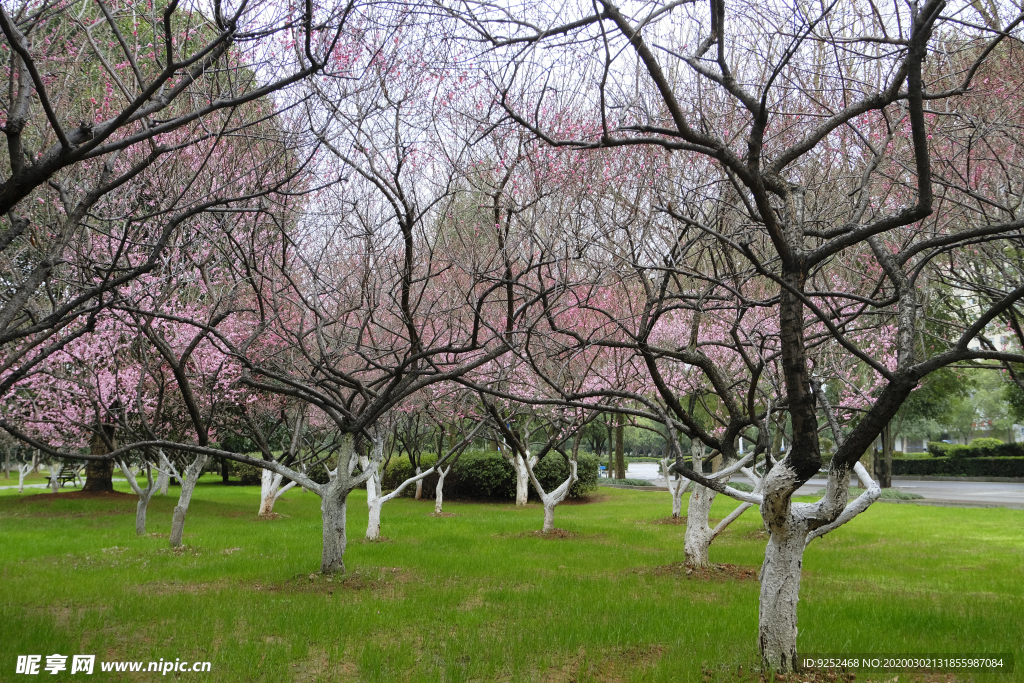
[874,498,1024,510]
[598,483,667,491]
[890,475,1024,483]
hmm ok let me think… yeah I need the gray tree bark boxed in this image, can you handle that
[169,454,208,547]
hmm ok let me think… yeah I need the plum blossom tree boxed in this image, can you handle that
[0,1,354,478]
[83,18,557,572]
[451,0,1024,669]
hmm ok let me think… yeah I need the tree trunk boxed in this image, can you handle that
[880,423,893,488]
[4,446,9,479]
[135,490,155,535]
[156,468,170,496]
[526,456,577,533]
[435,467,448,514]
[221,457,229,484]
[18,464,29,492]
[512,454,533,506]
[83,431,115,492]
[414,466,423,500]
[684,484,717,567]
[320,434,358,573]
[366,499,383,540]
[661,457,689,518]
[119,459,159,536]
[758,514,806,673]
[259,468,284,517]
[49,462,61,493]
[614,416,625,479]
[542,502,556,532]
[321,490,348,573]
[169,454,207,547]
[671,484,685,518]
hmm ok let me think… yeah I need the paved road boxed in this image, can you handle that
[617,462,1024,509]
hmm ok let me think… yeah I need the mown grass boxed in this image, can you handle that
[1,477,1021,682]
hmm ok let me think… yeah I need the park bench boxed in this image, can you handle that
[48,468,82,488]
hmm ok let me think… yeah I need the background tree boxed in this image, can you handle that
[450,0,1024,669]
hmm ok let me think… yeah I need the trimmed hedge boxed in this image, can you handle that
[229,460,263,485]
[381,450,599,501]
[892,456,1024,477]
[227,458,334,486]
[927,441,1024,459]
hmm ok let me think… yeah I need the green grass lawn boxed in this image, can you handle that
[1,477,1021,682]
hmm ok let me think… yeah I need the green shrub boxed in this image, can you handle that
[927,441,956,457]
[727,481,754,492]
[228,460,263,485]
[302,462,334,486]
[227,457,334,486]
[604,478,653,487]
[380,451,599,500]
[927,440,1023,459]
[892,456,1024,477]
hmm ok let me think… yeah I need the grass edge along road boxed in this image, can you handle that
[1,478,1021,682]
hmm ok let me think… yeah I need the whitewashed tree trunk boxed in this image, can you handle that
[660,457,690,518]
[155,468,170,496]
[48,462,62,493]
[157,451,181,495]
[683,440,712,566]
[756,461,878,671]
[265,408,304,511]
[684,484,717,567]
[758,509,807,673]
[678,439,760,567]
[18,462,31,492]
[508,453,538,506]
[119,458,159,536]
[524,454,577,533]
[359,454,382,507]
[259,469,284,517]
[434,464,451,514]
[169,454,208,547]
[366,455,438,540]
[414,466,423,500]
[366,498,383,539]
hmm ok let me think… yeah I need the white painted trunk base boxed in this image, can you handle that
[755,461,878,672]
[661,458,689,518]
[49,463,61,493]
[169,454,208,547]
[434,467,450,514]
[512,455,534,506]
[684,484,717,568]
[365,456,437,540]
[366,501,383,540]
[155,469,170,496]
[18,464,28,493]
[758,514,806,672]
[257,469,296,517]
[525,455,577,533]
